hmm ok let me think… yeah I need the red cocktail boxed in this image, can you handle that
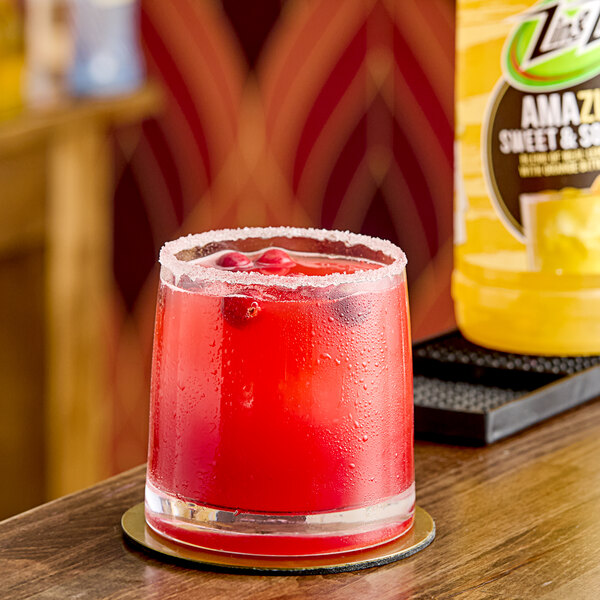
[145,228,414,556]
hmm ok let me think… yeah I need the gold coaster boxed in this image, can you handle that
[121,503,435,574]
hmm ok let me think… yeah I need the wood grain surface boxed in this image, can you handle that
[1,396,599,600]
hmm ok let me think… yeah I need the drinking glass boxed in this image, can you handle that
[145,227,414,556]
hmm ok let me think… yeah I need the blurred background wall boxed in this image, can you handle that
[0,0,454,518]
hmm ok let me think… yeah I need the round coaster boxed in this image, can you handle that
[121,503,435,574]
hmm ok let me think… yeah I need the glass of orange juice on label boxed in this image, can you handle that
[520,184,600,275]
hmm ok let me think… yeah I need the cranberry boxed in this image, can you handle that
[216,251,252,270]
[222,295,262,327]
[255,248,295,269]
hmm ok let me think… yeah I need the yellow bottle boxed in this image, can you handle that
[454,0,600,355]
[0,0,24,118]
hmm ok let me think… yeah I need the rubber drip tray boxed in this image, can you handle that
[413,331,600,444]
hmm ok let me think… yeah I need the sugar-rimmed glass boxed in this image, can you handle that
[145,227,414,556]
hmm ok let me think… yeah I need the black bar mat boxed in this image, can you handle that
[413,331,600,444]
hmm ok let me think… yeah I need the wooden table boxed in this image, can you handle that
[1,396,599,599]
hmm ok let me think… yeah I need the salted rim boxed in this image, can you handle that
[159,227,407,289]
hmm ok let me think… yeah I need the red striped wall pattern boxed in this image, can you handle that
[109,0,455,473]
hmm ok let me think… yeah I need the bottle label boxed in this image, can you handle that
[483,0,600,243]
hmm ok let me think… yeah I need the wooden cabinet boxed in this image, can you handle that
[0,84,161,517]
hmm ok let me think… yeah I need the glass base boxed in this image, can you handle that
[145,482,415,557]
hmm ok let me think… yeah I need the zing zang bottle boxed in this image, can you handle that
[454,0,600,355]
